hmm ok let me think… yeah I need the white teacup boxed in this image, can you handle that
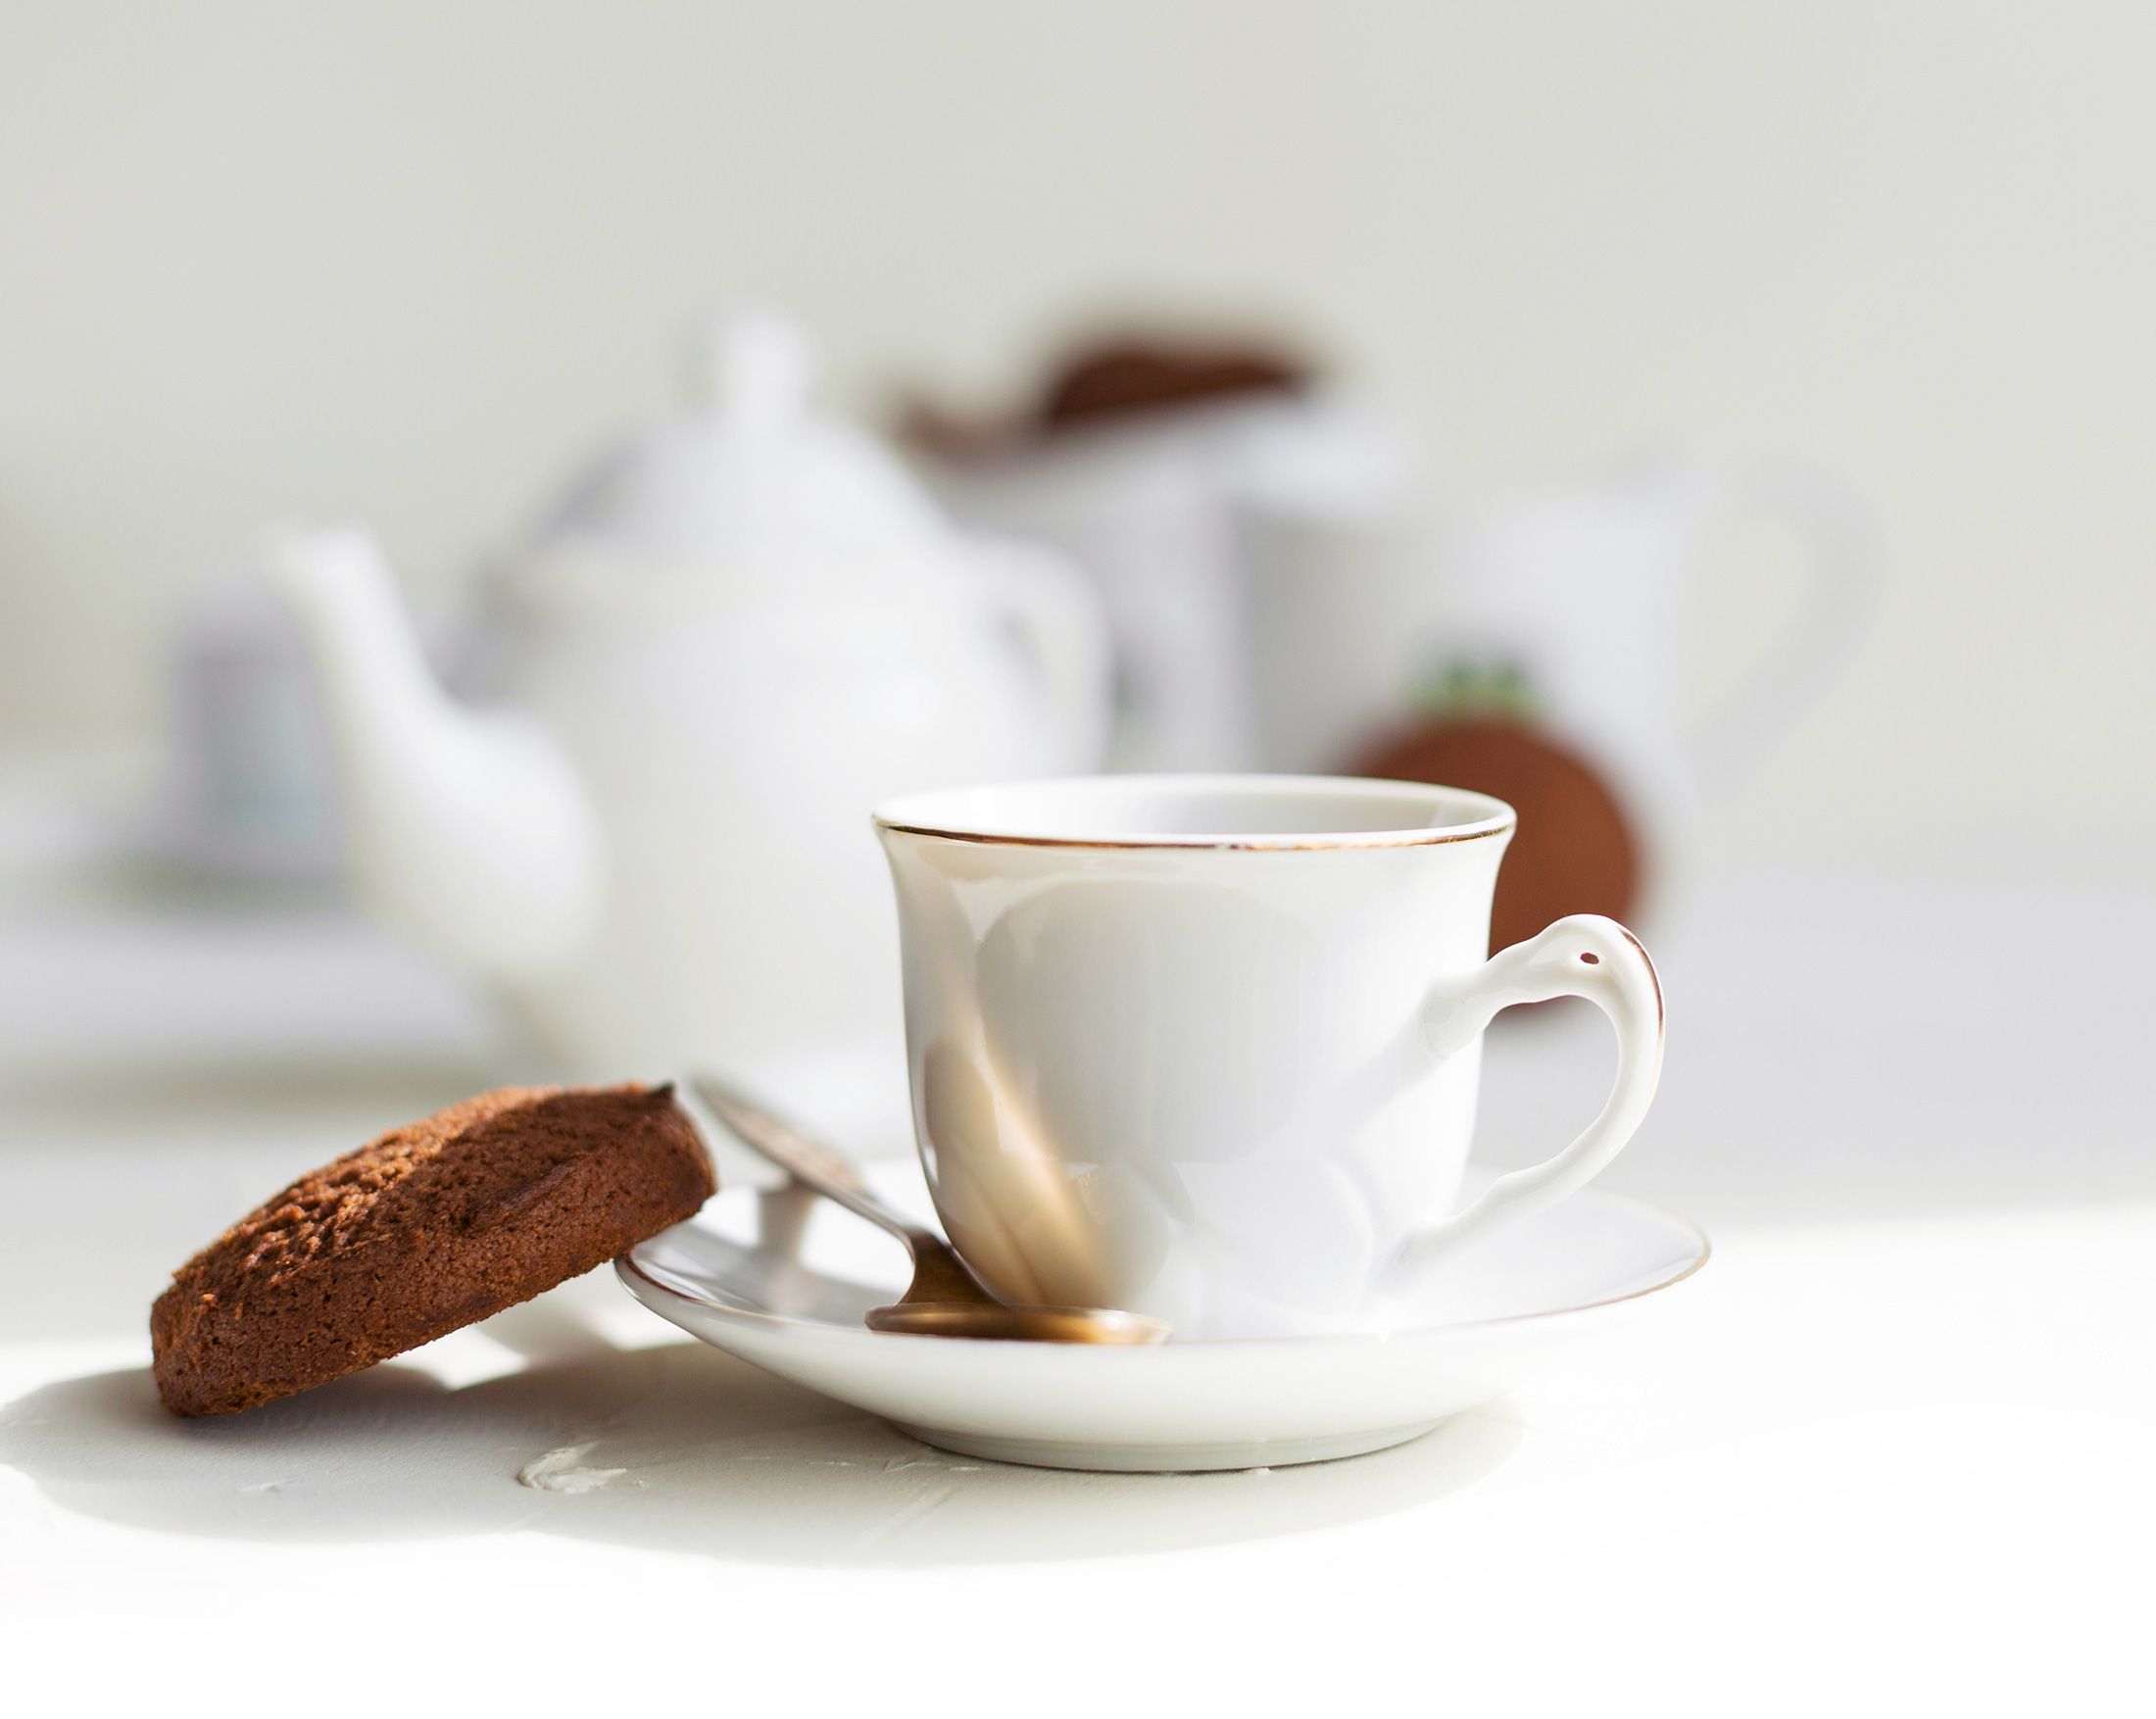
[874,774,1664,1340]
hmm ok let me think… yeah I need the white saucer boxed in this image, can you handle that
[616,1166,1708,1473]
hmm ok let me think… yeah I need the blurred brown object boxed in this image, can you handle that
[900,331,1311,459]
[1038,337,1308,427]
[1351,716,1642,953]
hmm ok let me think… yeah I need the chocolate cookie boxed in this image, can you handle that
[151,1083,713,1416]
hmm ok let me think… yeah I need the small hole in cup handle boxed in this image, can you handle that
[1578,951,1600,965]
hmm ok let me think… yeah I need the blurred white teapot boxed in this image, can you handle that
[271,312,1109,1143]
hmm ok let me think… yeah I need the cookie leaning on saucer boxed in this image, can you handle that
[151,1083,713,1417]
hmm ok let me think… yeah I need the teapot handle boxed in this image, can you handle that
[963,541,1113,773]
[1678,448,1879,800]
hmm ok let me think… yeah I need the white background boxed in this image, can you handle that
[2,0,2152,858]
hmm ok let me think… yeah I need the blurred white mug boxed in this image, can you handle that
[1242,445,1879,919]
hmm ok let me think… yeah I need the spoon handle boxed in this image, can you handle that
[689,1073,927,1253]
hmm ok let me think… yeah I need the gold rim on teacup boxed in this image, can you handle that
[872,772,1518,852]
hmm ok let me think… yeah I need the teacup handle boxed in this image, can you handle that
[1389,914,1665,1289]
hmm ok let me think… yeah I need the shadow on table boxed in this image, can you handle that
[0,1316,1519,1568]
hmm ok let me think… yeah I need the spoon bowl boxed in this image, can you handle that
[691,1074,1170,1347]
[865,1302,1169,1343]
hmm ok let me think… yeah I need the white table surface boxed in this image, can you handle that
[1,780,2149,1707]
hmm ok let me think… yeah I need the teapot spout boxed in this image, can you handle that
[265,526,602,984]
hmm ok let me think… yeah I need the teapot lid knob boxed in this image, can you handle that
[690,308,813,432]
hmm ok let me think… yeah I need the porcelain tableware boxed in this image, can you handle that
[268,311,1111,1147]
[618,1160,1709,1471]
[873,774,1665,1341]
[142,577,343,882]
[1242,445,1878,926]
